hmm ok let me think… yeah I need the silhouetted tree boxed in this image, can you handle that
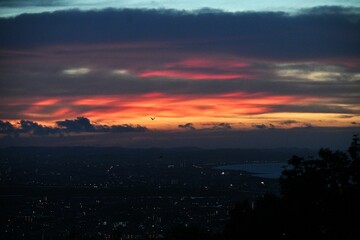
[225,136,360,240]
[348,134,360,160]
[348,134,360,184]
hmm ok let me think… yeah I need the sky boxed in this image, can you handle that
[0,1,359,148]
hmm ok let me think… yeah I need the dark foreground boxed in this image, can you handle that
[1,142,359,239]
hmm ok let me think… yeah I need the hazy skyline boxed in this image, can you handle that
[0,2,359,148]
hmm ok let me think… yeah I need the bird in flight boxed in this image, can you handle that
[150,117,155,120]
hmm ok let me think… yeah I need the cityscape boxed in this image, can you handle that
[0,147,306,239]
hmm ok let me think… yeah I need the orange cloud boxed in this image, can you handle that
[1,92,311,124]
[66,92,305,126]
[2,88,357,130]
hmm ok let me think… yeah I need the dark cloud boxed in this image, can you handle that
[210,122,232,130]
[254,122,314,129]
[19,120,60,135]
[56,117,148,133]
[0,0,63,7]
[253,124,276,129]
[0,120,15,133]
[0,117,148,137]
[56,117,95,132]
[280,120,298,125]
[272,104,358,114]
[0,7,359,59]
[1,119,59,136]
[178,123,196,131]
[197,122,232,131]
[253,124,267,129]
[96,124,148,133]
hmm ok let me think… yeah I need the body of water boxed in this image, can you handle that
[215,162,289,179]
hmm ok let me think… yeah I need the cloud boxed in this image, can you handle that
[275,63,360,82]
[1,9,359,116]
[253,123,275,129]
[1,7,359,60]
[253,122,313,130]
[0,120,62,136]
[56,117,149,133]
[253,124,267,129]
[62,67,90,75]
[178,123,196,131]
[19,120,61,135]
[96,124,148,133]
[1,8,359,111]
[272,104,357,114]
[55,117,149,133]
[56,117,95,132]
[0,120,15,133]
[137,70,248,80]
[112,69,131,75]
[280,120,299,126]
[0,7,359,131]
[198,122,233,131]
[136,58,252,80]
[0,117,148,137]
[209,122,232,130]
[166,58,249,69]
[279,120,315,128]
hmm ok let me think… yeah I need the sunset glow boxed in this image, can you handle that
[0,5,359,147]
